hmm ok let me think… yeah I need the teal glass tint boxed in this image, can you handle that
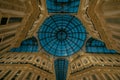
[86,38,117,54]
[10,37,38,52]
[46,0,80,13]
[54,59,68,80]
[38,14,86,56]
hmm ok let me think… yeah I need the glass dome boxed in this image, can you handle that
[38,14,86,56]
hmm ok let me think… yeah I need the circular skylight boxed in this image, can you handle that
[38,15,86,56]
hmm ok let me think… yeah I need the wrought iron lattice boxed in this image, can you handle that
[38,14,86,56]
[46,0,80,13]
[54,59,68,80]
[10,37,38,52]
[86,38,117,54]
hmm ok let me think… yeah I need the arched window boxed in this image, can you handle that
[36,75,40,80]
[54,59,68,80]
[10,37,38,52]
[86,38,116,54]
[46,0,80,13]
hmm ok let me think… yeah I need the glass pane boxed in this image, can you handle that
[38,14,86,56]
[86,38,117,54]
[10,37,38,52]
[54,59,68,80]
[46,0,80,13]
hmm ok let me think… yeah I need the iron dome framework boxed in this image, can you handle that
[54,59,68,80]
[38,14,86,57]
[46,0,80,13]
[86,38,116,54]
[9,1,118,80]
[10,37,38,52]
